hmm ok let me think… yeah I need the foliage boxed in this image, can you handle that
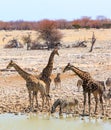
[0,16,111,30]
[22,34,31,44]
[72,24,81,29]
[30,42,47,50]
[37,19,63,49]
[4,39,23,48]
[102,23,111,28]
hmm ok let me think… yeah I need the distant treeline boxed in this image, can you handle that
[0,16,111,30]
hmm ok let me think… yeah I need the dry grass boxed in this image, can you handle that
[0,29,111,46]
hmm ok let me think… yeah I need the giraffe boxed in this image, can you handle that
[54,73,61,89]
[77,79,105,92]
[6,60,50,111]
[77,79,83,92]
[106,77,111,88]
[103,88,111,110]
[63,63,104,115]
[39,48,59,94]
[89,32,96,52]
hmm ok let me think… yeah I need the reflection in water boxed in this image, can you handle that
[0,113,111,130]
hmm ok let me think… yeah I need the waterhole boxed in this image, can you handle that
[0,113,111,130]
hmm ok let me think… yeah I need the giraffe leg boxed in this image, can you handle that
[46,85,48,94]
[47,86,50,95]
[83,92,86,115]
[41,95,45,112]
[59,106,62,115]
[78,86,80,92]
[29,91,33,111]
[76,103,79,114]
[34,91,38,108]
[59,102,65,116]
[94,96,98,114]
[47,80,51,94]
[88,92,91,116]
[100,95,104,115]
[46,96,50,111]
[60,82,61,88]
[31,91,34,111]
[57,83,59,88]
[105,99,108,112]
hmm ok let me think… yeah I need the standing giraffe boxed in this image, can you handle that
[6,60,50,111]
[63,63,104,115]
[89,32,96,52]
[77,79,83,92]
[39,48,59,94]
[54,73,61,89]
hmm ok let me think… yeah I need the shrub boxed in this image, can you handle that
[4,39,23,48]
[37,19,63,49]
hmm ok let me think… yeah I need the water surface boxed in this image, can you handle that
[0,113,111,130]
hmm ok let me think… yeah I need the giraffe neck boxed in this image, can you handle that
[41,51,55,78]
[71,66,91,81]
[12,63,31,81]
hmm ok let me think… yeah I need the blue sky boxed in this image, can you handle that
[0,0,111,21]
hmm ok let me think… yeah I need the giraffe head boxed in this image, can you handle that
[63,63,73,73]
[51,98,62,113]
[6,60,14,69]
[53,48,59,56]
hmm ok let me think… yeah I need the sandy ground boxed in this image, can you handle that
[0,29,111,118]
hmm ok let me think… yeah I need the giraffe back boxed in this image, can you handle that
[86,79,105,93]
